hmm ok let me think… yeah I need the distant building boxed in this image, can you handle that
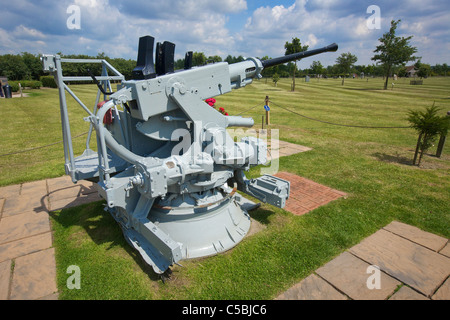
[406,66,418,78]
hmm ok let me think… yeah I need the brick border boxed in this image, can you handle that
[274,172,347,216]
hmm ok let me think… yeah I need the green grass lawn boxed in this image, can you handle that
[1,76,449,300]
[0,86,98,186]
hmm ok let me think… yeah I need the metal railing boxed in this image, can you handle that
[43,55,126,183]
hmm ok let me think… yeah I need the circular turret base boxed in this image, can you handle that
[150,194,251,259]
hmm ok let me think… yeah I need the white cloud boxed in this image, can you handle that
[0,0,448,66]
[12,25,47,40]
[0,27,48,54]
[305,34,318,47]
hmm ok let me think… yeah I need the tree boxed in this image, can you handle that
[443,63,448,77]
[336,52,357,85]
[284,37,308,91]
[224,55,244,64]
[207,55,222,63]
[272,73,280,87]
[110,57,136,80]
[407,104,450,166]
[372,19,418,90]
[415,60,431,78]
[0,54,29,80]
[22,52,43,80]
[192,52,206,67]
[310,61,323,77]
[418,64,431,79]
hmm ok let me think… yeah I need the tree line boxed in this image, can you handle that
[2,51,446,83]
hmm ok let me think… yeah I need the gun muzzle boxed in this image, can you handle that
[261,43,338,69]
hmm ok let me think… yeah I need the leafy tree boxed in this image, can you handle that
[0,54,29,80]
[396,65,407,77]
[224,55,244,64]
[372,19,418,90]
[415,60,431,78]
[192,52,206,66]
[109,57,137,80]
[207,55,222,63]
[407,104,450,166]
[284,37,308,91]
[272,73,280,87]
[336,52,357,85]
[310,61,323,77]
[22,52,43,80]
[443,63,448,76]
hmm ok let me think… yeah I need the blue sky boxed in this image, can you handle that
[0,0,449,68]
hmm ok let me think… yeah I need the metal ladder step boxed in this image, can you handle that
[68,149,129,181]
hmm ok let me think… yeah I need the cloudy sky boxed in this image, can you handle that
[0,0,449,68]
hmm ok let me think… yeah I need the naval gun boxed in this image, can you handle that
[41,36,338,275]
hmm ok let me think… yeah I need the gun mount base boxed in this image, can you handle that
[151,192,251,260]
[110,187,251,274]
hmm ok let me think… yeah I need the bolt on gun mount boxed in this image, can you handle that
[42,36,338,274]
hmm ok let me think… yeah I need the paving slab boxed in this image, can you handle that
[389,286,429,300]
[439,243,450,258]
[0,176,105,300]
[48,183,97,203]
[2,195,49,217]
[49,192,102,212]
[0,184,21,199]
[47,177,96,202]
[0,211,50,244]
[276,274,347,300]
[46,175,74,191]
[10,248,57,300]
[0,232,53,263]
[20,180,48,198]
[383,221,448,252]
[316,251,400,300]
[39,292,59,300]
[349,229,450,297]
[0,260,11,300]
[228,131,312,161]
[432,277,450,300]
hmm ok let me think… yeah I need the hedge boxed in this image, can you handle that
[40,75,57,88]
[8,80,42,92]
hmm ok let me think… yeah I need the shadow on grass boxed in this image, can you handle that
[49,201,161,282]
[372,152,414,166]
[248,206,277,225]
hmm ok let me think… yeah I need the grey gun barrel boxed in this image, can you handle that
[261,43,338,69]
[229,43,338,89]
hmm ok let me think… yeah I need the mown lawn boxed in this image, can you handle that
[1,76,449,300]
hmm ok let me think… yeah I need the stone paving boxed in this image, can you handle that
[276,221,450,300]
[0,177,100,300]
